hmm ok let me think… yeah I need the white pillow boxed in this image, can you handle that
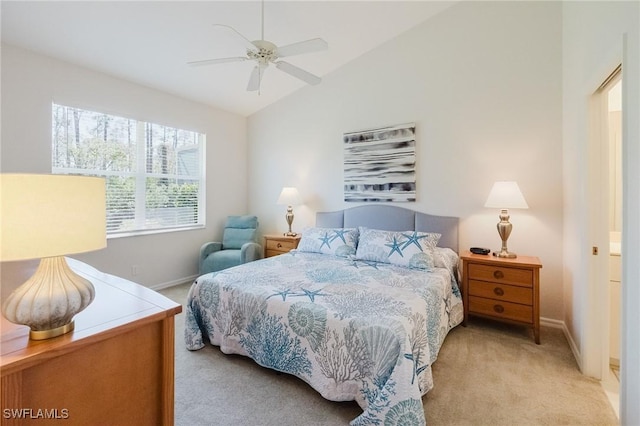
[297,227,358,257]
[355,227,441,269]
[434,247,459,271]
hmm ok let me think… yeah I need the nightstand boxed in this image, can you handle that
[264,234,301,258]
[461,251,542,344]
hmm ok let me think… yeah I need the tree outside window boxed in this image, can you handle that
[52,104,205,236]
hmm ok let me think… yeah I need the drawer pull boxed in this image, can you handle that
[493,287,504,296]
[493,270,504,279]
[493,304,505,314]
[277,243,282,248]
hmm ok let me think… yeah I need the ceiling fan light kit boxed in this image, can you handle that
[247,40,278,63]
[188,2,327,93]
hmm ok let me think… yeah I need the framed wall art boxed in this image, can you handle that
[343,122,416,202]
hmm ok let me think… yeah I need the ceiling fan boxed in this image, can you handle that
[188,1,328,93]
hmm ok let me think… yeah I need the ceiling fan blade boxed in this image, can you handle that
[277,38,328,58]
[275,61,321,86]
[212,24,257,52]
[187,57,248,67]
[247,64,267,92]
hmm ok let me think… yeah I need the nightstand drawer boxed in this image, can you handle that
[263,235,301,258]
[468,280,532,305]
[469,296,532,323]
[266,239,297,252]
[468,263,533,288]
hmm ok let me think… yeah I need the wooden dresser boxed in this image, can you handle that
[263,234,301,258]
[461,251,542,344]
[0,258,182,425]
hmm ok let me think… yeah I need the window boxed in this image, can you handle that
[52,103,205,236]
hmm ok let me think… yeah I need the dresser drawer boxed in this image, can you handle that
[468,263,532,288]
[469,296,533,324]
[266,239,297,252]
[468,280,532,305]
[265,249,285,258]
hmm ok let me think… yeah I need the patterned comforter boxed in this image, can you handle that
[185,250,463,425]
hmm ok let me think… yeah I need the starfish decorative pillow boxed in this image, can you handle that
[297,227,359,257]
[355,227,441,270]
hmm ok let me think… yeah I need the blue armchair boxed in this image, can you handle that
[199,215,263,274]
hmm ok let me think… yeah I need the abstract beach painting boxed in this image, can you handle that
[343,123,416,202]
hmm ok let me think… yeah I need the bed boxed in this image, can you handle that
[185,205,463,425]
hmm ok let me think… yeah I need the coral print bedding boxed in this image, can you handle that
[185,247,463,425]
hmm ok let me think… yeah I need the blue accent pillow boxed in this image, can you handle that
[226,215,258,229]
[223,228,257,249]
[297,227,358,257]
[355,227,441,269]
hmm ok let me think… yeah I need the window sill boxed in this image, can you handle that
[107,224,205,240]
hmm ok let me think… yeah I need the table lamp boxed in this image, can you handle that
[484,181,528,258]
[276,187,302,237]
[1,174,106,340]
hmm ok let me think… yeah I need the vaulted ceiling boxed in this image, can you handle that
[1,1,455,116]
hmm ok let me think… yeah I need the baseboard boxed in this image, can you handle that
[541,317,582,371]
[150,274,198,292]
[540,316,564,329]
[538,318,615,416]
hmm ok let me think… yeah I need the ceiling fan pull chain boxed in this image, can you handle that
[261,0,265,41]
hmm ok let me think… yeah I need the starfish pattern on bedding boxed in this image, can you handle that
[297,287,328,302]
[318,232,332,250]
[401,231,428,251]
[385,236,404,257]
[331,229,349,244]
[267,288,295,301]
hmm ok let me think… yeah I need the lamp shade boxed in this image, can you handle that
[277,187,302,206]
[484,181,529,209]
[1,174,107,261]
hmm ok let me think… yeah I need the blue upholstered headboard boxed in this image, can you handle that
[316,205,459,252]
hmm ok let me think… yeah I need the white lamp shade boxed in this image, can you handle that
[277,187,302,206]
[1,174,107,261]
[484,181,529,209]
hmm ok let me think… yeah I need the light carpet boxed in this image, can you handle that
[160,283,618,425]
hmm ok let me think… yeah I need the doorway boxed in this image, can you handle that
[595,66,622,417]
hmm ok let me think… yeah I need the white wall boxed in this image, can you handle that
[248,1,564,320]
[0,44,248,288]
[562,1,640,422]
